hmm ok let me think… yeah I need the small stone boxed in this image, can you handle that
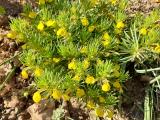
[8,110,16,119]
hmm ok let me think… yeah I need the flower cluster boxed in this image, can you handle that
[9,0,160,119]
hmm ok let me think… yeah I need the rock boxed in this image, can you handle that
[17,111,31,120]
[8,110,16,119]
[0,15,9,27]
[27,100,55,120]
[9,42,17,52]
[4,95,19,108]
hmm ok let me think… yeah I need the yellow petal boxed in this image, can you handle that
[68,59,76,70]
[53,57,61,63]
[28,12,37,18]
[46,20,56,27]
[37,21,44,31]
[107,109,114,118]
[34,68,43,77]
[88,25,95,32]
[103,32,110,41]
[87,100,95,109]
[116,21,125,29]
[102,82,111,92]
[80,46,87,54]
[62,94,70,101]
[139,28,147,35]
[85,75,96,84]
[81,17,89,26]
[83,59,90,69]
[76,88,85,97]
[56,28,67,37]
[52,89,61,100]
[102,40,110,46]
[21,69,28,79]
[95,107,104,117]
[7,31,17,39]
[33,91,41,103]
[72,74,81,81]
[39,0,45,4]
[113,81,121,89]
[154,45,160,53]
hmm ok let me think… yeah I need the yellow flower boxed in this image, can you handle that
[39,0,45,4]
[88,25,95,32]
[103,32,111,41]
[113,70,120,78]
[72,74,81,81]
[21,69,28,79]
[56,28,67,37]
[116,21,125,29]
[7,31,16,39]
[99,96,105,103]
[154,45,160,53]
[106,109,114,118]
[52,89,61,100]
[34,68,43,77]
[102,82,111,92]
[87,100,95,109]
[91,0,100,6]
[102,32,111,46]
[80,46,87,54]
[95,107,104,117]
[81,17,89,26]
[53,57,60,63]
[37,21,44,31]
[76,88,85,97]
[21,44,28,49]
[85,75,96,84]
[113,81,121,89]
[111,0,117,5]
[102,40,110,46]
[83,59,90,69]
[68,59,76,70]
[32,91,41,103]
[28,12,37,18]
[46,20,56,27]
[139,28,147,35]
[62,94,70,101]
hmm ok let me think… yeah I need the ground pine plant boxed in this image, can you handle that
[7,0,160,119]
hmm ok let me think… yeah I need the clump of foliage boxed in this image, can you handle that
[8,0,160,118]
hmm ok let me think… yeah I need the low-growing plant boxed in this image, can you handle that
[7,0,160,118]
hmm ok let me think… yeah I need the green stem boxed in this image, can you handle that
[144,87,152,120]
[135,67,160,74]
[0,67,16,90]
[0,52,21,67]
[150,75,160,84]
